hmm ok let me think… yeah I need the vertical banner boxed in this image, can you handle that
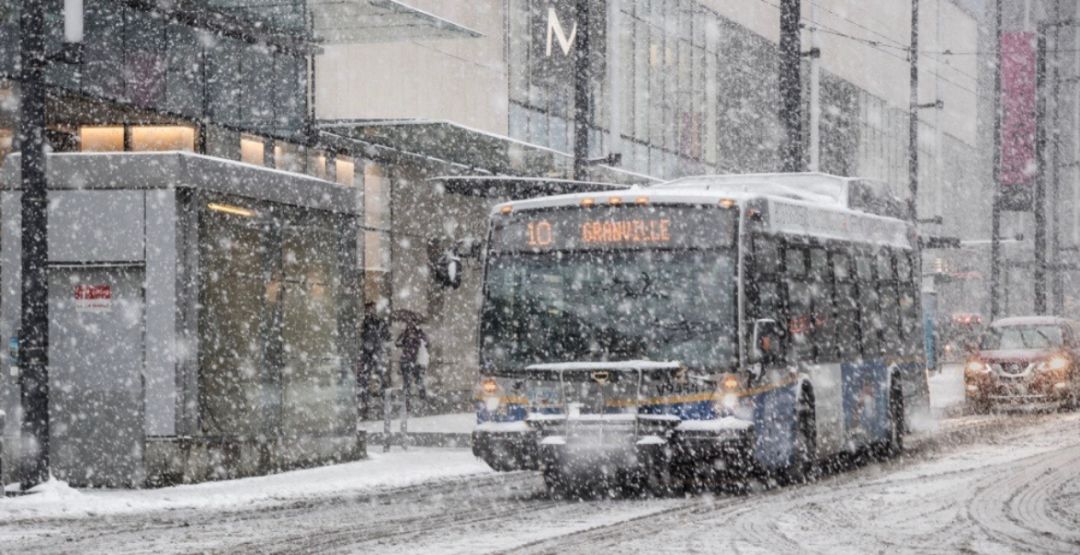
[1000,31,1037,210]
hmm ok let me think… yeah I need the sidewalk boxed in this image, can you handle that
[361,412,476,448]
[0,447,492,524]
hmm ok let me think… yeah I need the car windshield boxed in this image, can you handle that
[480,248,737,371]
[980,325,1065,351]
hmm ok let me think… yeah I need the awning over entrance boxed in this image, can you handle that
[430,175,628,199]
[319,119,658,186]
[308,0,483,43]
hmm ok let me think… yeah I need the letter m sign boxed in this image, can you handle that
[545,6,577,57]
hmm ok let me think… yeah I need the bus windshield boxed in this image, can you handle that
[480,248,737,371]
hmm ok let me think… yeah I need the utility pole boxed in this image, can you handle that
[572,0,591,181]
[779,0,803,172]
[808,0,821,172]
[990,0,1003,320]
[909,0,920,221]
[17,0,51,489]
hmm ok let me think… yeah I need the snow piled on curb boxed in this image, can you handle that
[0,448,492,521]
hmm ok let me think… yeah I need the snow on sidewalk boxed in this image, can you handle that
[360,411,476,435]
[0,448,491,522]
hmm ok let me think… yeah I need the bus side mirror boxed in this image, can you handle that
[751,319,786,367]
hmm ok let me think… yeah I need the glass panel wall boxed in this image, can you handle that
[197,193,357,439]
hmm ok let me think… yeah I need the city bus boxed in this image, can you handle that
[471,173,929,494]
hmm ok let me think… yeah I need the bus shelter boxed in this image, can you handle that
[0,152,363,487]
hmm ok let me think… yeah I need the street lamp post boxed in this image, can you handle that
[17,0,51,490]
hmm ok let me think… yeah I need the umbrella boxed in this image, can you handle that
[391,308,424,325]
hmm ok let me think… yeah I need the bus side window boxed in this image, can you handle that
[856,255,881,358]
[753,236,781,275]
[810,248,837,362]
[877,251,903,355]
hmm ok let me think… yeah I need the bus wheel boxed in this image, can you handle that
[881,381,905,457]
[781,397,817,485]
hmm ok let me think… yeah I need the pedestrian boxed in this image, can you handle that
[397,319,429,409]
[358,301,390,419]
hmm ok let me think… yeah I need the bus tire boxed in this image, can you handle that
[882,380,905,457]
[781,394,817,485]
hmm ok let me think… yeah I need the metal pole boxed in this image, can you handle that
[572,0,591,181]
[779,0,802,173]
[990,0,1003,320]
[1050,12,1063,315]
[808,0,821,172]
[608,0,623,165]
[909,0,920,221]
[17,0,50,490]
[1035,28,1047,315]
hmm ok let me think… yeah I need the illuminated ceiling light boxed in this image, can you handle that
[500,205,513,215]
[635,196,649,205]
[208,202,256,218]
[719,198,737,209]
[580,197,596,207]
[608,196,623,205]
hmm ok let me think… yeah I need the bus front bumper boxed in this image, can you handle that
[530,415,755,470]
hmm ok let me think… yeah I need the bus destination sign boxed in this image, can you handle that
[491,206,735,252]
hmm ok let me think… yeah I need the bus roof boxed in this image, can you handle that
[492,173,916,249]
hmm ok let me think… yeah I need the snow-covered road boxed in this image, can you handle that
[5,409,1080,554]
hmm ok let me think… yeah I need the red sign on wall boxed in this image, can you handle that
[74,284,112,313]
[1000,31,1037,209]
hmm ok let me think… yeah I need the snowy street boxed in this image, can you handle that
[5,403,1080,554]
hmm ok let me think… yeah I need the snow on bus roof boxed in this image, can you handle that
[992,316,1076,328]
[492,172,902,216]
[653,172,852,208]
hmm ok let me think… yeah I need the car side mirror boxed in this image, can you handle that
[750,318,787,367]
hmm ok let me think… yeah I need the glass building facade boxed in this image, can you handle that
[507,0,932,191]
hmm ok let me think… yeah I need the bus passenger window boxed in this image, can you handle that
[785,248,807,277]
[753,237,781,274]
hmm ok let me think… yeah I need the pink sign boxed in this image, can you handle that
[1000,32,1037,191]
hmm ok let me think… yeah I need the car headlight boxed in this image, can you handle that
[964,359,989,375]
[1036,354,1070,373]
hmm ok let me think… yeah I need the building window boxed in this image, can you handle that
[308,151,328,179]
[335,156,355,187]
[363,162,390,230]
[240,135,265,165]
[80,126,124,152]
[130,126,196,152]
[274,142,305,173]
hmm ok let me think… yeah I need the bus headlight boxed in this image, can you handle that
[713,373,751,419]
[478,378,502,412]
